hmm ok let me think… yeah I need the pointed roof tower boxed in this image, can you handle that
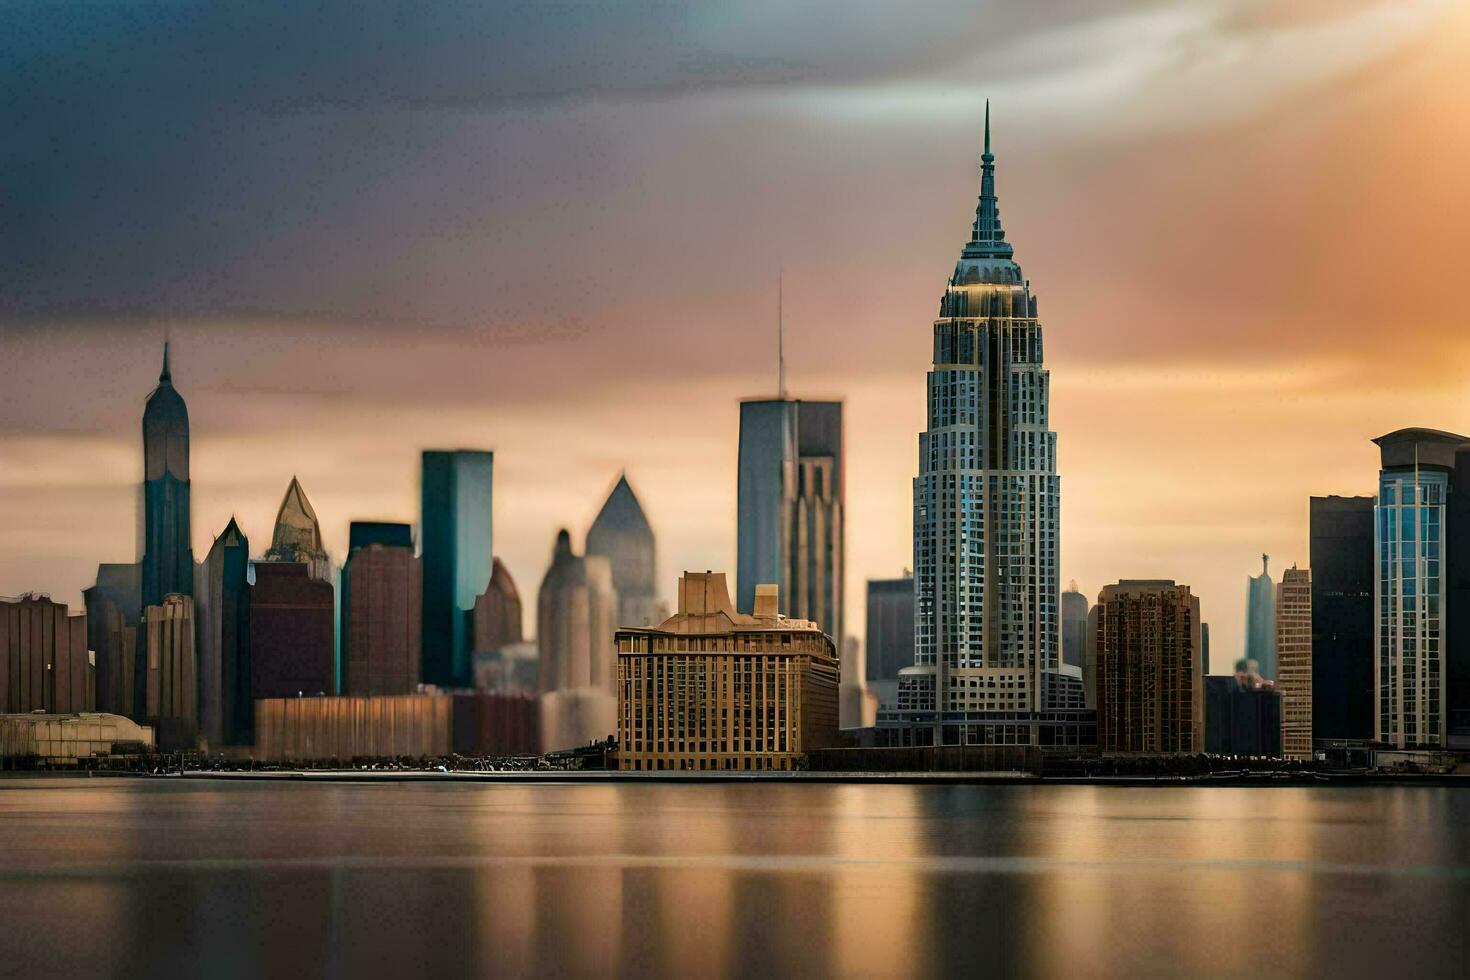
[143,340,189,481]
[590,474,654,539]
[951,101,1022,287]
[586,473,657,604]
[266,476,329,573]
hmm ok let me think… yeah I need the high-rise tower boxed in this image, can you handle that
[141,342,193,611]
[264,476,332,581]
[420,449,494,689]
[901,103,1062,742]
[587,474,666,628]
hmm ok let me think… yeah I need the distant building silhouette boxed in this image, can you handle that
[1244,555,1277,679]
[472,558,522,653]
[1205,668,1283,757]
[0,594,91,714]
[420,450,494,689]
[141,342,193,612]
[1093,580,1203,754]
[537,529,616,749]
[1061,581,1089,672]
[264,477,332,581]
[586,474,667,628]
[250,563,334,700]
[340,523,422,697]
[197,518,252,747]
[83,562,141,715]
[1309,496,1375,741]
[1276,565,1312,760]
[864,575,914,707]
[616,572,840,771]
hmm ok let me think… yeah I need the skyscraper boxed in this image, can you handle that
[1093,580,1204,754]
[264,476,332,581]
[1276,565,1312,760]
[1061,581,1089,673]
[1373,428,1465,748]
[736,398,843,641]
[902,103,1061,740]
[537,529,617,749]
[864,575,914,707]
[1309,496,1375,740]
[250,563,335,699]
[0,595,91,714]
[1244,555,1277,678]
[83,562,140,716]
[141,342,193,612]
[340,523,422,697]
[197,518,252,747]
[586,474,666,628]
[144,593,197,748]
[420,450,494,689]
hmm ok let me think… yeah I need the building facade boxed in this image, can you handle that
[1092,580,1203,754]
[1205,673,1283,757]
[736,398,844,643]
[616,572,840,771]
[82,562,140,716]
[250,562,335,700]
[864,575,915,702]
[1310,496,1375,740]
[143,593,196,747]
[472,558,522,654]
[586,474,666,628]
[1276,565,1312,760]
[0,595,91,715]
[197,518,252,747]
[879,104,1068,749]
[264,477,332,581]
[1244,555,1277,678]
[1373,429,1464,748]
[340,528,422,697]
[421,450,494,689]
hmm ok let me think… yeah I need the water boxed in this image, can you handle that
[0,778,1466,978]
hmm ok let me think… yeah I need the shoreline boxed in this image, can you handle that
[3,769,1467,787]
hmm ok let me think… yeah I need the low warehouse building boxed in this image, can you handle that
[0,712,154,766]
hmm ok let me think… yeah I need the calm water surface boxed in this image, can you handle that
[0,778,1466,978]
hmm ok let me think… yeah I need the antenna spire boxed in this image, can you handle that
[160,340,171,383]
[778,266,786,399]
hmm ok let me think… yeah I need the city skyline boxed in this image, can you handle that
[6,2,1470,669]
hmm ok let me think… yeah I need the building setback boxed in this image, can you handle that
[586,474,667,628]
[1309,496,1375,740]
[421,450,494,689]
[340,527,422,697]
[1092,580,1203,754]
[250,563,335,700]
[616,572,840,771]
[736,398,844,643]
[1276,566,1312,760]
[0,596,91,715]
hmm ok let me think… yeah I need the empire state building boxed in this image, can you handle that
[883,105,1089,748]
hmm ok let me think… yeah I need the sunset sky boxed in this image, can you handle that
[4,1,1469,669]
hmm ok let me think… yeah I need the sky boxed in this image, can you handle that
[3,0,1469,670]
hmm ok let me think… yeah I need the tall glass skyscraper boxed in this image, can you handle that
[141,342,193,611]
[420,450,494,689]
[883,104,1078,747]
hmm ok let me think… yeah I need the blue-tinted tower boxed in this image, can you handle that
[420,450,493,688]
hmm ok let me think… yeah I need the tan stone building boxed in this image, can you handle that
[616,572,840,771]
[0,594,92,715]
[1276,565,1313,760]
[1091,580,1204,754]
[144,593,196,733]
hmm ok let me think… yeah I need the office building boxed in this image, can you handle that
[586,474,667,628]
[537,530,617,749]
[1244,555,1277,678]
[264,477,332,581]
[143,593,196,748]
[1061,581,1088,672]
[141,343,193,613]
[197,518,252,747]
[1310,496,1375,740]
[1205,671,1283,757]
[736,398,844,642]
[864,575,914,708]
[421,450,494,689]
[82,563,140,716]
[615,572,840,771]
[0,595,91,714]
[472,558,522,654]
[1276,565,1312,760]
[1373,429,1465,748]
[877,104,1076,749]
[1093,580,1203,754]
[250,563,335,699]
[340,524,422,697]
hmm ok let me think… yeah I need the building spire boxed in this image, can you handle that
[160,340,172,383]
[962,99,1013,261]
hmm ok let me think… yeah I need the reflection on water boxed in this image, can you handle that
[0,779,1466,978]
